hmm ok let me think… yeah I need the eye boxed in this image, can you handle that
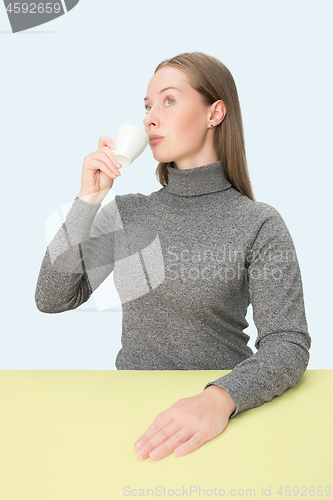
[144,96,175,114]
[165,97,174,106]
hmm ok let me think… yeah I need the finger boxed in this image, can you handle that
[89,152,121,177]
[98,136,114,151]
[88,158,119,179]
[173,430,207,457]
[99,146,122,169]
[136,421,184,459]
[134,412,174,452]
[147,426,194,460]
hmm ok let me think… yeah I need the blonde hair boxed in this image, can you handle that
[153,52,256,202]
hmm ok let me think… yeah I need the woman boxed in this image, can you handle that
[35,52,311,461]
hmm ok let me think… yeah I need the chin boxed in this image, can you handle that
[152,152,174,164]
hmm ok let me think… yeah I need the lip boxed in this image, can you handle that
[149,134,165,145]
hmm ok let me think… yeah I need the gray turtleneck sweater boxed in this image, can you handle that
[35,161,311,418]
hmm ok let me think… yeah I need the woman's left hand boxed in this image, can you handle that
[134,385,236,460]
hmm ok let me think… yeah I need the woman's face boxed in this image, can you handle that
[143,65,221,169]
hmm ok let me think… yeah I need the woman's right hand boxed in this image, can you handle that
[78,136,122,203]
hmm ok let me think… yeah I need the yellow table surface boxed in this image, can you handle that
[0,369,332,499]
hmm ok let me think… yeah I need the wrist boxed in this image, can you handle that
[77,189,109,206]
[204,385,237,417]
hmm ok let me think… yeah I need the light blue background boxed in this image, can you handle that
[0,0,331,369]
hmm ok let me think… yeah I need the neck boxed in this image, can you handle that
[165,159,232,197]
[174,153,219,171]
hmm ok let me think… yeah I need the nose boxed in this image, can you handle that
[143,106,159,129]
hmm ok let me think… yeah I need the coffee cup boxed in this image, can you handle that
[114,124,149,166]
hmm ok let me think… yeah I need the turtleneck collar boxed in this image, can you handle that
[165,160,232,197]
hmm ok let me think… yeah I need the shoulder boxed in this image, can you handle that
[227,191,293,246]
[113,190,158,211]
[243,199,295,250]
[114,191,151,205]
[231,190,286,225]
[100,190,162,224]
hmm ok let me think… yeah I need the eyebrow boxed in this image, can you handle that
[144,86,182,102]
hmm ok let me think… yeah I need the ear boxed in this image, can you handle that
[209,100,226,126]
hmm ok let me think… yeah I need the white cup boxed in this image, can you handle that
[114,124,149,166]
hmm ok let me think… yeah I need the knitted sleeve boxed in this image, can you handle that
[35,196,121,313]
[204,206,311,418]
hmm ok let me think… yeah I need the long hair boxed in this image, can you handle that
[153,52,256,202]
